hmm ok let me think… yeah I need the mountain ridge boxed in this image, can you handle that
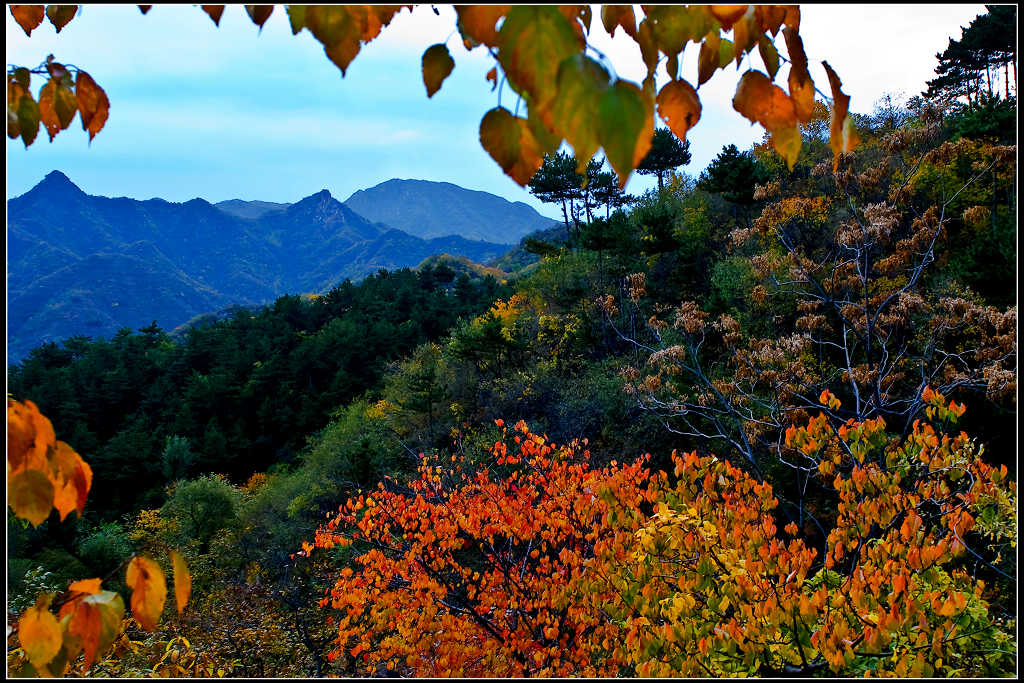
[344,178,559,242]
[7,172,520,363]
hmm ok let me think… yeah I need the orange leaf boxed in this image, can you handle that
[169,549,191,614]
[68,578,103,596]
[784,6,800,31]
[656,78,701,143]
[9,5,45,36]
[7,398,55,474]
[51,440,92,520]
[65,599,101,668]
[18,596,62,668]
[65,591,125,671]
[479,107,545,186]
[710,5,748,30]
[782,28,815,124]
[732,69,796,132]
[126,556,167,631]
[324,39,362,77]
[455,5,509,47]
[600,5,636,38]
[75,71,110,142]
[822,61,858,170]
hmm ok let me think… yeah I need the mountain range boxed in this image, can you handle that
[7,172,555,363]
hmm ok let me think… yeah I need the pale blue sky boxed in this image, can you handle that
[6,4,986,215]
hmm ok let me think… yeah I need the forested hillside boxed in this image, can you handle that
[7,4,1017,679]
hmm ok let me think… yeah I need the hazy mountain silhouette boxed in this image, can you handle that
[7,171,514,363]
[344,178,559,242]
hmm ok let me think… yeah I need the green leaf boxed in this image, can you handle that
[45,5,77,33]
[421,44,455,98]
[497,6,581,115]
[14,67,31,90]
[758,35,780,81]
[697,31,720,86]
[550,54,611,173]
[285,4,304,33]
[646,6,704,57]
[598,80,653,187]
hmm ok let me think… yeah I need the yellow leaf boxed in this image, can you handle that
[18,596,62,669]
[770,122,802,167]
[9,468,54,526]
[126,556,167,631]
[656,78,701,143]
[169,550,191,614]
[422,44,455,98]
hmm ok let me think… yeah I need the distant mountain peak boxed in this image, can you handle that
[343,178,558,243]
[292,188,336,209]
[31,170,87,196]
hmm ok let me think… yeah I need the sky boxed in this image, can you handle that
[6,4,987,217]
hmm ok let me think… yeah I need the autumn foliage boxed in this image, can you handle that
[313,394,1015,676]
[7,399,191,676]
